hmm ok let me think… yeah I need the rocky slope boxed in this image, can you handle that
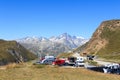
[0,39,36,65]
[75,20,120,60]
[17,33,88,57]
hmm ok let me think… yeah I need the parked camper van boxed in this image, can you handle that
[75,57,85,67]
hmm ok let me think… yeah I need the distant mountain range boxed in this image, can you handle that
[16,33,88,57]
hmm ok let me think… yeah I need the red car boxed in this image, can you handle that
[52,59,66,66]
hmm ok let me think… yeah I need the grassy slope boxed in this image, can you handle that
[0,40,36,64]
[98,26,120,60]
[0,62,120,80]
[74,42,88,53]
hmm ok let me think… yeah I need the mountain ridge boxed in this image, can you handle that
[17,33,88,57]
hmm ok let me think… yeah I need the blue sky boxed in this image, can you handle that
[0,0,120,40]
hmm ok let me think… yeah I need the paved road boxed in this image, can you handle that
[84,62,96,68]
[94,59,112,66]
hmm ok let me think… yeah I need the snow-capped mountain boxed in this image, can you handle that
[16,33,88,56]
[49,33,88,48]
[17,36,48,43]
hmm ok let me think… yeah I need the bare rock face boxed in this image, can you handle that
[79,20,120,58]
[82,20,109,54]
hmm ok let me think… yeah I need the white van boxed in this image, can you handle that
[75,57,85,67]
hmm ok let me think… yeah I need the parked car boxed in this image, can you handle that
[40,56,55,65]
[65,57,76,66]
[52,58,66,66]
[87,55,94,60]
[103,63,120,74]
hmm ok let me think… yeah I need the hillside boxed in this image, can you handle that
[75,20,120,60]
[0,39,36,65]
